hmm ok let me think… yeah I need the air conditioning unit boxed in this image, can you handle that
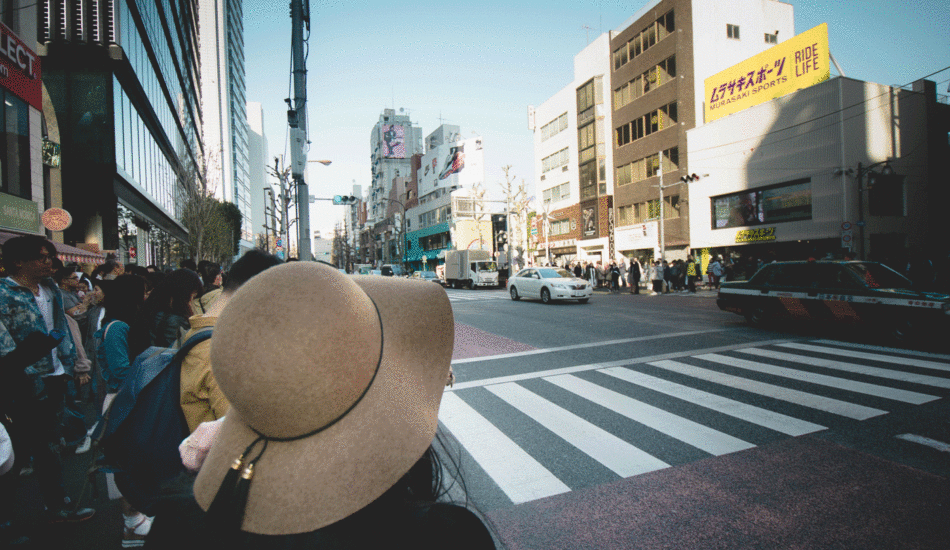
[562,165,569,172]
[540,175,546,181]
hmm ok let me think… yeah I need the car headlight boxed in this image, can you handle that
[552,283,568,290]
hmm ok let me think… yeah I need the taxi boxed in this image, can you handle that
[716,261,950,342]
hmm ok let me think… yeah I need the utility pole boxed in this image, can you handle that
[289,0,311,260]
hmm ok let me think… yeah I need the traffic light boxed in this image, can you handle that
[332,195,358,205]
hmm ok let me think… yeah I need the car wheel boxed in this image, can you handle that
[890,317,915,344]
[577,298,589,304]
[510,286,520,301]
[745,306,768,326]
[541,288,551,304]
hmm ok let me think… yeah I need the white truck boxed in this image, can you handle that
[444,250,499,289]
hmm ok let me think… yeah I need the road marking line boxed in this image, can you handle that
[895,433,950,453]
[740,347,950,390]
[486,383,670,478]
[448,338,793,389]
[810,340,950,362]
[777,342,950,372]
[438,393,570,504]
[546,374,756,456]
[451,329,730,365]
[700,353,939,404]
[649,359,886,420]
[600,367,826,437]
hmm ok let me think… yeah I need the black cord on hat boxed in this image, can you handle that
[205,294,385,534]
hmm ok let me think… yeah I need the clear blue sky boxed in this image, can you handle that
[243,0,949,238]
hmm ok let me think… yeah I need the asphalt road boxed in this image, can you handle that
[9,285,949,549]
[441,286,950,550]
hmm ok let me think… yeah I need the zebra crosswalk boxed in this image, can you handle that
[438,340,950,506]
[444,289,510,302]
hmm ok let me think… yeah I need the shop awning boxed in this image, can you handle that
[0,231,107,265]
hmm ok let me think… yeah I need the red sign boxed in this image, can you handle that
[0,22,41,110]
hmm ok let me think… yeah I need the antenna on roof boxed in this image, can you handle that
[582,24,593,44]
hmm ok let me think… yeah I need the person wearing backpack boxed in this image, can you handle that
[94,274,153,547]
[180,251,283,433]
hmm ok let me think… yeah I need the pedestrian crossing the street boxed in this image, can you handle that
[438,340,950,506]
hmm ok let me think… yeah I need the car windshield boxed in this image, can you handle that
[419,271,437,278]
[538,268,572,279]
[844,262,913,289]
[476,261,497,271]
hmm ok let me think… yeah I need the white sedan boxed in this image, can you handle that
[507,267,592,304]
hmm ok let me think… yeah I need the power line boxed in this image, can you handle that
[685,70,949,159]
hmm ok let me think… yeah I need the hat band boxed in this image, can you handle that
[205,293,386,533]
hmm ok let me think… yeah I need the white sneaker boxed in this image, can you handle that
[74,436,92,454]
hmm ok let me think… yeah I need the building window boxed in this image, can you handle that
[727,24,740,39]
[542,182,570,204]
[711,178,812,229]
[1,92,31,200]
[764,32,777,44]
[542,148,570,173]
[577,80,595,114]
[541,112,569,142]
[612,10,674,70]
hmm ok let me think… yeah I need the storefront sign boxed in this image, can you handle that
[735,227,776,243]
[41,208,72,231]
[0,192,40,233]
[704,23,828,122]
[0,22,42,110]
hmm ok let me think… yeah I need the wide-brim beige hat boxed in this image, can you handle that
[193,262,454,535]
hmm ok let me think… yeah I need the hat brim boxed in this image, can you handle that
[193,271,454,535]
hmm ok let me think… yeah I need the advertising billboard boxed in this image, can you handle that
[380,124,406,158]
[418,137,484,196]
[0,22,42,110]
[704,23,829,123]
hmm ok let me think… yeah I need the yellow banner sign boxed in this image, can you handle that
[704,23,829,122]
[735,227,776,243]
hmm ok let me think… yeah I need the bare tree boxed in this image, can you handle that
[179,151,240,265]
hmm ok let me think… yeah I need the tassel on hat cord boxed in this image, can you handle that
[206,437,266,533]
[207,296,386,534]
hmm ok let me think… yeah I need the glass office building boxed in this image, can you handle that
[40,0,203,265]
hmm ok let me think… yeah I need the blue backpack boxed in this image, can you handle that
[96,328,212,513]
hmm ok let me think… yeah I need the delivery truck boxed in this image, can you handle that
[444,250,499,289]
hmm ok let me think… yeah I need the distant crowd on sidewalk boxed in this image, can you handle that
[1,235,495,549]
[528,248,950,296]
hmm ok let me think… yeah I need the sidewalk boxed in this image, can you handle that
[9,399,123,549]
[592,284,719,297]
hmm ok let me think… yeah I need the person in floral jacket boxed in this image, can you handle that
[0,235,94,541]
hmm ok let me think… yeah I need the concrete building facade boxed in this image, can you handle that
[199,0,251,254]
[609,0,794,263]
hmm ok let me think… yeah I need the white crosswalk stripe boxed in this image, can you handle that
[486,382,671,477]
[444,290,509,302]
[438,393,570,504]
[438,340,950,506]
[696,353,939,404]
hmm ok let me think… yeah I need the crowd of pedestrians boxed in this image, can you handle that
[1,236,494,548]
[555,254,721,295]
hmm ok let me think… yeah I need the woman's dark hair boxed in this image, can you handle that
[1,235,57,273]
[145,268,202,319]
[103,274,146,326]
[199,262,222,292]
